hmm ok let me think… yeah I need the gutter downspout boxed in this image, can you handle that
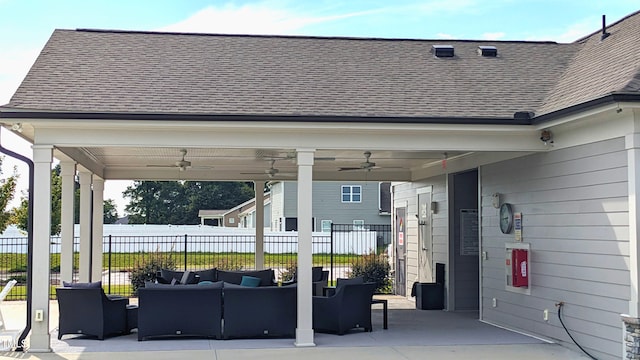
[0,130,34,352]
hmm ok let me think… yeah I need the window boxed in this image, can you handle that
[353,219,365,230]
[321,220,333,233]
[341,185,362,203]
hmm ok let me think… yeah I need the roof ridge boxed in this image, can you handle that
[573,9,640,43]
[68,28,559,45]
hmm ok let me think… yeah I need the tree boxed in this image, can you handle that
[11,164,120,234]
[103,199,119,224]
[124,181,254,224]
[0,157,18,233]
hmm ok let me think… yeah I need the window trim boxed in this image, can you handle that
[341,185,362,203]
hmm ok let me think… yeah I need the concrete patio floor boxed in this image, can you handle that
[0,295,590,359]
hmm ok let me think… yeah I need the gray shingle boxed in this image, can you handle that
[4,11,640,121]
[537,11,640,116]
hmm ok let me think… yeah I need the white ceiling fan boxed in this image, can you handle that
[338,151,402,172]
[242,159,296,178]
[147,149,209,172]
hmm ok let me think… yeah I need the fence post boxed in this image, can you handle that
[330,224,335,283]
[184,234,188,271]
[108,235,112,294]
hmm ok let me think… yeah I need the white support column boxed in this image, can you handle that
[91,177,104,282]
[624,122,640,359]
[255,181,265,270]
[59,161,76,283]
[30,145,53,352]
[295,149,315,347]
[627,131,640,318]
[78,171,93,283]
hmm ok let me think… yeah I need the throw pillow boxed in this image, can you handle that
[62,281,102,289]
[195,268,217,282]
[240,276,261,287]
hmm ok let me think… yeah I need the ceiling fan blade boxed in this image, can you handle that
[147,164,176,168]
[338,167,364,171]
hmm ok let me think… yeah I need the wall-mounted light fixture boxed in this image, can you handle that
[540,129,553,146]
[11,123,23,132]
[492,193,501,209]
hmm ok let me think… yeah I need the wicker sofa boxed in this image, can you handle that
[222,283,297,339]
[155,268,276,286]
[137,282,223,340]
[137,279,296,340]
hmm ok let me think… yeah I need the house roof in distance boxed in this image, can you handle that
[3,10,640,123]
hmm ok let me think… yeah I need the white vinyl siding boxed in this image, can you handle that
[393,176,448,296]
[480,137,628,360]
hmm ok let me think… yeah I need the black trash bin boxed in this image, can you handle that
[413,263,444,310]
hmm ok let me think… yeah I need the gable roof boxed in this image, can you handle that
[2,10,640,124]
[535,10,640,119]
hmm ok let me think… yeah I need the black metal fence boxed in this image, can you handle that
[0,224,391,300]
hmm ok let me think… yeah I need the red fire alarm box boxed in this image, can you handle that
[511,249,528,287]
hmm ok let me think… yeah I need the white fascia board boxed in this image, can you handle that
[544,107,637,150]
[30,120,546,152]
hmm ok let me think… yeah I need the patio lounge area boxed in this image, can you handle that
[1,295,588,359]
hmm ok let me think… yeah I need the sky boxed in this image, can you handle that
[0,0,638,215]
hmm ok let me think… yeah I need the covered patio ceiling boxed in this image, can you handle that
[61,146,461,182]
[11,118,545,183]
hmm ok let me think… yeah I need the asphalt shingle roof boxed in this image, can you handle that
[3,10,640,122]
[537,10,640,116]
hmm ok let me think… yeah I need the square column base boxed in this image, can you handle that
[294,328,315,347]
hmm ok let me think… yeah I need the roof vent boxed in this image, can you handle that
[514,111,535,121]
[601,15,610,40]
[478,46,497,57]
[431,45,454,58]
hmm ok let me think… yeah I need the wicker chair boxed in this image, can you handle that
[313,282,376,335]
[56,287,129,340]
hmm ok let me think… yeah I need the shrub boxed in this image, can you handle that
[350,253,392,294]
[215,257,244,271]
[129,251,176,295]
[281,262,297,282]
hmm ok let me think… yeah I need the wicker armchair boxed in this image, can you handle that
[313,282,376,335]
[56,287,129,340]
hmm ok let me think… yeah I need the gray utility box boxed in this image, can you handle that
[414,263,445,310]
[415,283,444,310]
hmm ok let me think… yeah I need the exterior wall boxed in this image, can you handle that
[392,176,448,298]
[223,208,240,227]
[270,182,285,230]
[480,137,629,360]
[280,181,391,229]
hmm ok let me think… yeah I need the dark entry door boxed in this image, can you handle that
[395,207,406,296]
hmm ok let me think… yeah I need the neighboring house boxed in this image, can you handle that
[270,181,391,231]
[3,10,640,358]
[199,192,270,228]
[197,209,227,226]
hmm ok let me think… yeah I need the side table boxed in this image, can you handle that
[371,299,388,330]
[126,304,138,332]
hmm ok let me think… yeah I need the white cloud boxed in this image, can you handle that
[158,2,386,35]
[436,33,454,39]
[482,32,505,40]
[525,17,600,43]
